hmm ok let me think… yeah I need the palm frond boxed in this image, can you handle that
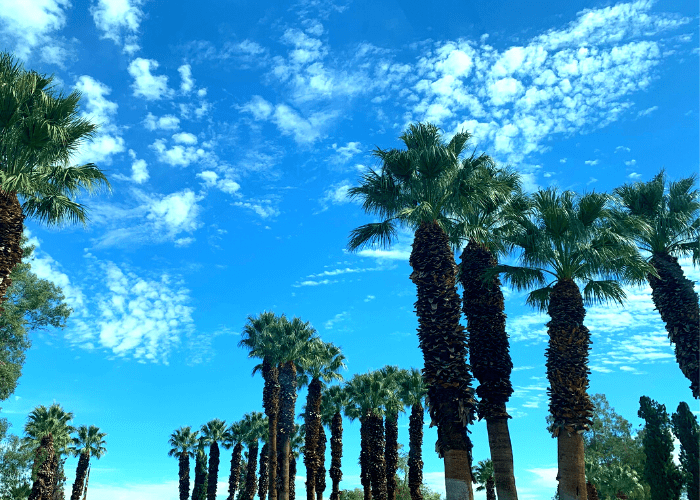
[347,220,397,251]
[525,285,553,312]
[484,264,547,291]
[582,279,626,307]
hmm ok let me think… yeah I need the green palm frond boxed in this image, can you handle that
[581,280,626,307]
[487,264,548,291]
[168,426,199,459]
[525,286,554,312]
[347,221,398,251]
[72,425,107,459]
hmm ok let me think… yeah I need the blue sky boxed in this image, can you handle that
[0,0,698,499]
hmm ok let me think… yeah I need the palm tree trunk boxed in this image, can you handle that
[407,403,423,500]
[52,458,66,500]
[360,418,372,500]
[367,411,387,500]
[29,433,58,500]
[70,452,90,500]
[229,443,243,500]
[277,361,298,500]
[82,466,90,500]
[263,359,281,500]
[259,443,269,500]
[648,252,700,398]
[0,190,23,310]
[305,378,323,500]
[176,454,189,500]
[586,481,599,500]
[315,426,326,500]
[460,240,517,500]
[329,413,343,500]
[193,451,208,500]
[246,443,260,500]
[289,455,297,500]
[384,413,399,500]
[547,279,593,500]
[208,442,220,500]
[485,477,496,500]
[410,221,476,500]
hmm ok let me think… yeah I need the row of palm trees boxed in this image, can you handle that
[20,403,106,500]
[345,123,699,500]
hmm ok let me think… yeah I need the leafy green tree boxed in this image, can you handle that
[671,402,699,499]
[201,418,227,500]
[0,52,110,306]
[69,425,106,500]
[614,171,700,398]
[348,123,477,500]
[392,449,442,500]
[0,421,33,499]
[493,189,651,499]
[638,396,683,500]
[168,426,199,500]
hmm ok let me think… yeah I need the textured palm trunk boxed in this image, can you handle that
[486,477,496,500]
[305,378,323,500]
[410,222,476,500]
[289,455,297,500]
[315,425,326,500]
[207,442,220,500]
[407,403,424,500]
[648,252,700,398]
[177,454,189,500]
[329,413,343,500]
[0,190,23,310]
[586,481,599,500]
[229,442,243,500]
[460,241,517,500]
[367,411,387,500]
[52,459,66,500]
[277,361,297,500]
[384,413,399,500]
[82,466,89,500]
[29,433,57,500]
[547,279,592,500]
[193,451,208,500]
[263,359,281,500]
[360,418,372,500]
[259,443,269,500]
[70,451,90,500]
[246,443,260,500]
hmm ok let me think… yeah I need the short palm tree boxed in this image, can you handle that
[240,311,283,500]
[473,459,496,500]
[348,122,477,500]
[298,340,346,500]
[320,385,348,500]
[0,52,110,307]
[223,421,245,500]
[492,188,651,499]
[168,426,199,500]
[378,366,406,500]
[614,171,700,398]
[241,411,267,500]
[192,438,209,500]
[201,418,228,500]
[69,425,106,500]
[397,368,427,500]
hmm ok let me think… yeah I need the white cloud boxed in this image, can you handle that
[233,200,279,218]
[128,58,174,100]
[637,105,658,117]
[273,104,337,145]
[324,311,348,330]
[90,0,144,54]
[0,0,71,63]
[628,172,642,179]
[150,139,205,167]
[293,279,338,287]
[241,95,274,120]
[197,171,241,195]
[625,159,637,166]
[143,113,180,131]
[74,75,119,126]
[584,159,599,165]
[489,77,522,105]
[178,64,194,93]
[332,142,362,162]
[319,180,353,210]
[128,149,149,184]
[145,189,202,237]
[172,132,198,145]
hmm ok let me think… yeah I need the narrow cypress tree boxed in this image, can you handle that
[638,396,683,500]
[193,448,209,500]
[671,402,699,499]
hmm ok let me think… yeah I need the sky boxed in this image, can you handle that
[0,0,698,499]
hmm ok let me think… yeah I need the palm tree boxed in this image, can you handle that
[472,460,496,500]
[614,171,700,398]
[28,433,58,500]
[241,411,267,500]
[223,421,245,500]
[315,423,326,500]
[320,385,348,500]
[348,122,477,500]
[240,311,283,500]
[192,438,209,500]
[0,52,110,307]
[298,340,346,500]
[492,188,651,499]
[69,425,106,500]
[201,419,228,500]
[456,163,523,500]
[379,366,406,500]
[289,424,305,500]
[259,440,270,500]
[397,369,427,500]
[168,426,199,500]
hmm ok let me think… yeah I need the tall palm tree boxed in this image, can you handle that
[397,369,427,500]
[28,433,58,500]
[614,171,700,398]
[259,440,270,500]
[0,52,110,307]
[168,426,199,500]
[223,421,245,500]
[378,366,406,500]
[492,188,651,499]
[289,424,305,500]
[201,419,227,500]
[348,122,477,500]
[315,423,326,500]
[240,311,283,500]
[241,412,267,500]
[192,438,209,500]
[456,163,524,500]
[298,340,346,500]
[69,425,106,500]
[320,385,348,500]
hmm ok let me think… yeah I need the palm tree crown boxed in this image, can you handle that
[23,403,75,456]
[72,425,106,459]
[169,426,199,459]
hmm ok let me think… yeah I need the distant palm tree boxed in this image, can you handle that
[348,123,477,500]
[315,423,326,500]
[492,188,651,498]
[0,52,110,307]
[397,369,427,500]
[379,366,406,500]
[614,171,700,398]
[69,425,106,500]
[259,441,270,500]
[320,385,348,500]
[223,421,245,500]
[201,419,228,500]
[241,412,267,500]
[289,424,305,500]
[298,340,346,500]
[472,460,495,500]
[192,438,209,500]
[168,426,199,500]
